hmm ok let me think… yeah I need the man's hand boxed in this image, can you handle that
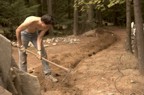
[37,50,42,60]
[19,45,26,53]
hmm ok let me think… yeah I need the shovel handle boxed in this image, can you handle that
[26,49,70,72]
[11,42,70,72]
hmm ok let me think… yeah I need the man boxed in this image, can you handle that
[16,14,58,82]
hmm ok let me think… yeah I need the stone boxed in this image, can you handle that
[19,72,41,95]
[0,86,12,95]
[0,34,41,95]
[0,34,11,87]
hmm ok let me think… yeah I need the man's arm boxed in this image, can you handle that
[37,29,48,51]
[16,17,33,47]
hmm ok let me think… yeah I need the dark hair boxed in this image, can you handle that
[41,14,54,25]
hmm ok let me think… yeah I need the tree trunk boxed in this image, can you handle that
[73,0,78,35]
[133,32,138,57]
[47,0,52,16]
[95,10,102,27]
[41,0,44,15]
[87,4,94,23]
[37,0,43,16]
[133,0,144,74]
[68,0,72,18]
[126,0,132,52]
[86,4,94,30]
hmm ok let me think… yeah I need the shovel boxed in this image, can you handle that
[11,43,72,82]
[25,49,70,72]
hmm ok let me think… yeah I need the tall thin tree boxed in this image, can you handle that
[73,0,78,35]
[87,4,94,23]
[126,0,132,52]
[41,0,44,15]
[47,0,52,16]
[86,3,94,30]
[68,0,72,18]
[133,0,144,74]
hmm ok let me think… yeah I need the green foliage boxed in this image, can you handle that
[0,0,39,39]
[76,0,125,11]
[53,0,73,21]
[0,0,39,27]
[108,0,125,7]
[102,3,126,25]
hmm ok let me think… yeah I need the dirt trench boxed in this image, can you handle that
[11,27,144,95]
[67,27,143,95]
[14,28,116,95]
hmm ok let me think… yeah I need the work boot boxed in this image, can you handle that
[45,74,58,83]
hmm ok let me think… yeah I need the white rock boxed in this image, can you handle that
[51,38,55,42]
[55,39,59,43]
[107,93,114,95]
[52,43,57,45]
[130,80,136,83]
[44,45,49,47]
[46,38,51,43]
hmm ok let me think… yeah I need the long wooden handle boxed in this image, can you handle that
[26,49,70,72]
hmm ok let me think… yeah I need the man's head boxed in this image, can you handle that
[41,14,54,25]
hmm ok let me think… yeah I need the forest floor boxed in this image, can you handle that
[12,26,144,95]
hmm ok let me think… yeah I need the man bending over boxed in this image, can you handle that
[16,14,58,82]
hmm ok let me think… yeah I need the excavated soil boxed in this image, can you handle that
[12,27,144,95]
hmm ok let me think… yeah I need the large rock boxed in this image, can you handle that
[0,34,41,95]
[17,69,41,95]
[0,34,11,88]
[0,86,12,95]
